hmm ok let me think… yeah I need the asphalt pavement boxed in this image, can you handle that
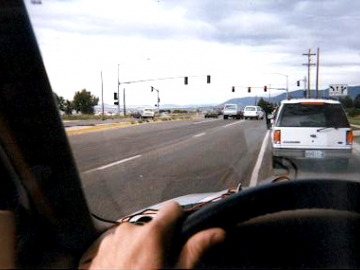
[68,118,269,220]
[67,117,360,221]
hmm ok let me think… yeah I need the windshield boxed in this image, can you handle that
[277,103,350,127]
[24,0,360,222]
[225,105,236,110]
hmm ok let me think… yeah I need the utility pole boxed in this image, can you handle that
[123,88,126,116]
[117,64,120,115]
[101,70,104,119]
[302,48,316,98]
[316,47,320,98]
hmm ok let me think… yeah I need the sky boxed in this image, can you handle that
[25,0,360,107]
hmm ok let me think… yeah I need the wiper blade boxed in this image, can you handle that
[317,126,338,132]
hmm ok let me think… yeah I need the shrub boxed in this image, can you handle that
[348,108,360,117]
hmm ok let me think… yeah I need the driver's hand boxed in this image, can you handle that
[79,202,225,269]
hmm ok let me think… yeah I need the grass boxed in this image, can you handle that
[62,113,196,122]
[62,114,127,121]
[349,116,360,126]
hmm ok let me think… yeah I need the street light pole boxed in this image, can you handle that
[117,64,120,115]
[101,70,104,119]
[123,88,126,116]
[268,84,271,102]
[265,73,289,99]
[286,75,289,100]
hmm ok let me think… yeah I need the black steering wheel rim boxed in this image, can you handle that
[177,179,360,246]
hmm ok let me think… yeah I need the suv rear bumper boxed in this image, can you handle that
[273,147,352,159]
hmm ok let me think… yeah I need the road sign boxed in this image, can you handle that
[329,84,348,96]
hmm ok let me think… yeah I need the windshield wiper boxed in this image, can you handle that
[317,126,338,132]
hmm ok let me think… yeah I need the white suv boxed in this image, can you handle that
[244,106,264,120]
[271,99,353,168]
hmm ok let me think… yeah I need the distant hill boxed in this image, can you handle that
[220,85,360,107]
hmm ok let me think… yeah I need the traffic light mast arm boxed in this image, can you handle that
[231,86,286,91]
[119,74,210,85]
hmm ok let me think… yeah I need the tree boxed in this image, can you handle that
[339,96,353,108]
[72,89,99,114]
[354,94,360,108]
[64,100,73,115]
[53,92,68,112]
[257,98,273,114]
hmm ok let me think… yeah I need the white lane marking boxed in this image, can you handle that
[223,120,245,128]
[193,132,206,138]
[193,119,221,125]
[83,155,142,174]
[249,131,270,187]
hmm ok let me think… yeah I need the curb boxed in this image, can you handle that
[65,117,194,136]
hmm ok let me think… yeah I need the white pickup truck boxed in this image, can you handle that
[223,104,243,120]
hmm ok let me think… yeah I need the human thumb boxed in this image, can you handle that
[175,228,225,269]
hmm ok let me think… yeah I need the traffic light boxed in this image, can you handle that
[184,77,188,85]
[264,86,267,92]
[248,87,251,93]
[114,101,119,105]
[207,75,211,84]
[297,80,300,87]
[114,92,118,100]
[232,86,235,92]
[151,86,154,92]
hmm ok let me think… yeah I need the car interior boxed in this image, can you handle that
[2,0,360,268]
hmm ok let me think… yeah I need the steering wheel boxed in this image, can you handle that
[173,179,360,268]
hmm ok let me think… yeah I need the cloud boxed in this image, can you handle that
[25,0,360,105]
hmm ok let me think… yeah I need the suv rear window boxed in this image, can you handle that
[225,105,236,110]
[276,103,350,128]
[245,107,256,111]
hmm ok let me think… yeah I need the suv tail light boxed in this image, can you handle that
[273,130,281,144]
[346,130,353,145]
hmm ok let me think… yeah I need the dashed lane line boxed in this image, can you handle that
[82,155,142,174]
[193,119,222,125]
[223,120,245,128]
[193,132,206,138]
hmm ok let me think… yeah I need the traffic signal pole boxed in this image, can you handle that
[151,86,160,113]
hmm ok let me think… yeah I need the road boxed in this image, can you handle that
[68,118,268,220]
[67,118,360,221]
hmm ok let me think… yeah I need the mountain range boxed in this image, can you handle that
[220,85,360,108]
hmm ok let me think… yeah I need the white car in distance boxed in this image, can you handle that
[244,106,264,120]
[140,108,155,119]
[223,104,243,120]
